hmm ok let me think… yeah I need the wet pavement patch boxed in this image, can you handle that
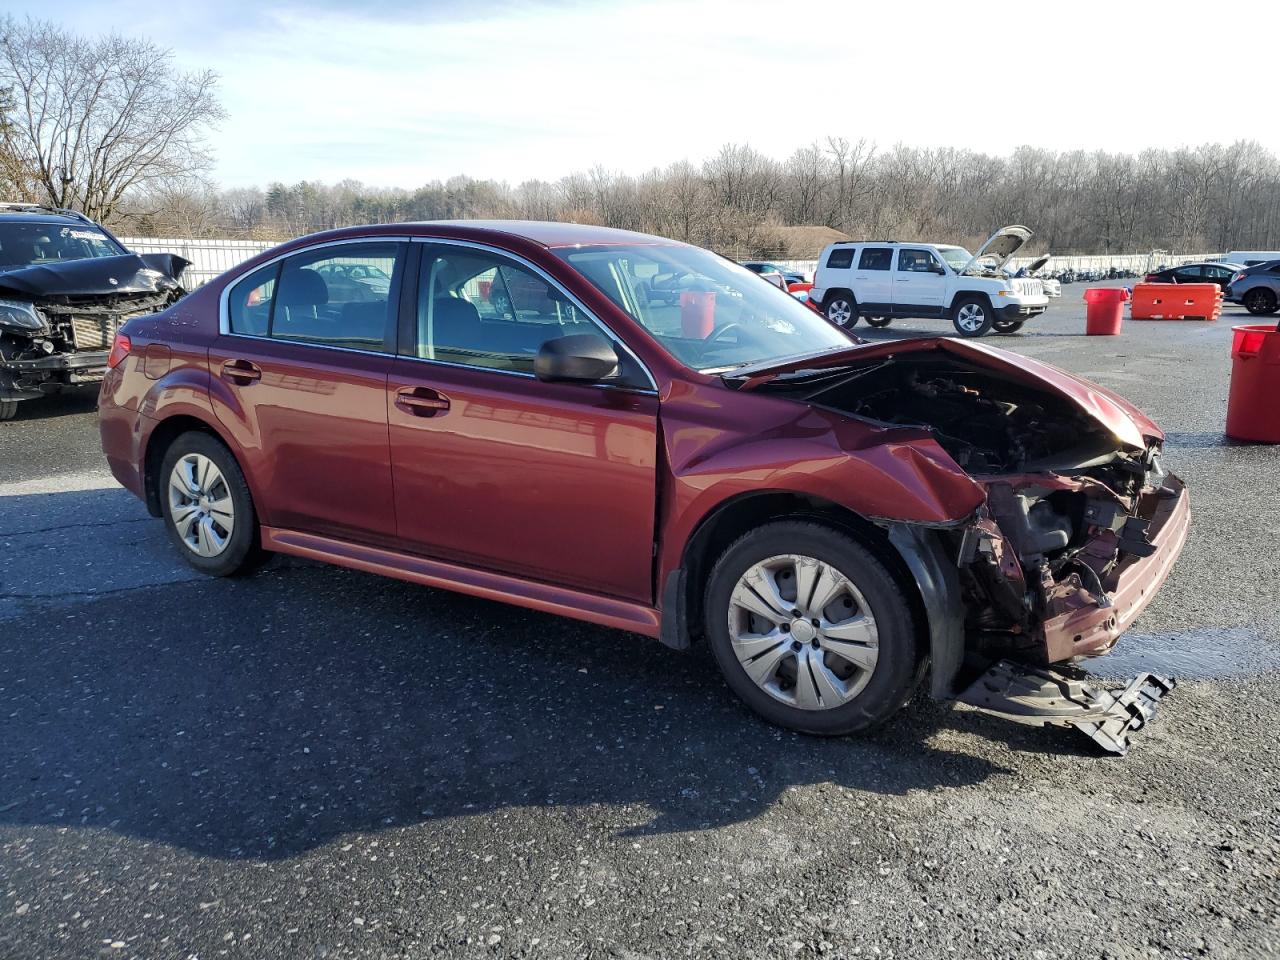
[1087,628,1280,680]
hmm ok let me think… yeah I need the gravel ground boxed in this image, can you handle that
[0,287,1277,959]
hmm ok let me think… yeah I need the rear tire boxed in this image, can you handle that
[0,400,17,421]
[159,432,263,577]
[703,521,921,736]
[823,293,860,329]
[1244,288,1278,316]
[952,296,995,337]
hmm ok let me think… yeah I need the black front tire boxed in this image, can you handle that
[703,520,922,736]
[1244,288,1278,316]
[0,399,17,421]
[992,319,1025,334]
[159,432,264,577]
[864,316,892,328]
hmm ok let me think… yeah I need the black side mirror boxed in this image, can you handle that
[535,334,620,383]
[931,262,947,275]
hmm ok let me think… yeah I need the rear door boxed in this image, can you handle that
[385,241,659,601]
[210,239,406,544]
[853,247,895,312]
[890,248,948,316]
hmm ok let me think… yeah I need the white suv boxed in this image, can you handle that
[810,225,1050,337]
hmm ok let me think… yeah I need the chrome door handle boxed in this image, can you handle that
[396,387,450,416]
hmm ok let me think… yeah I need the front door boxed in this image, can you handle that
[891,248,948,316]
[387,242,659,602]
[209,240,407,544]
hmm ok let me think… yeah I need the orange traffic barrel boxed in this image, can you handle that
[679,290,716,338]
[1226,324,1280,443]
[1083,287,1126,335]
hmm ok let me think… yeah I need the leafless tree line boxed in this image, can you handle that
[117,138,1280,258]
[2,18,1277,257]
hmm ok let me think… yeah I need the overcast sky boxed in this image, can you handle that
[10,0,1277,188]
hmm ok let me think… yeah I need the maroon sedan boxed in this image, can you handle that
[99,222,1189,748]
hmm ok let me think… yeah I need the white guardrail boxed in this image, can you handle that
[119,236,1220,289]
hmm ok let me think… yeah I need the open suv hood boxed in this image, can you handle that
[960,225,1033,276]
[728,337,1160,456]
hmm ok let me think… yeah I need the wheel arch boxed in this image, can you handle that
[658,490,931,674]
[948,289,994,314]
[142,413,241,518]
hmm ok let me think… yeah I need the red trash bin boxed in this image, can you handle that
[1226,324,1280,443]
[680,290,716,338]
[1083,287,1126,335]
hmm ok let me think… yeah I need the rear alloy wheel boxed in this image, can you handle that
[0,399,17,421]
[952,296,995,337]
[1244,288,1279,316]
[824,294,859,329]
[992,318,1025,334]
[705,521,920,735]
[160,432,263,577]
[864,316,892,328]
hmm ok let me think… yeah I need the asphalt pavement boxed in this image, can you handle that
[1,287,1277,959]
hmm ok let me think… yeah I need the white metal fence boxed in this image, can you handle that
[119,236,1222,289]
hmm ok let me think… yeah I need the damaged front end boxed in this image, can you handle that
[0,253,187,403]
[736,339,1190,752]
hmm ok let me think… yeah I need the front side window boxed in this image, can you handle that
[896,249,942,273]
[226,242,402,351]
[415,246,601,373]
[825,249,855,270]
[556,244,852,372]
[858,248,893,271]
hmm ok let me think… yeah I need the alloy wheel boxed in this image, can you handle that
[727,554,880,710]
[826,298,854,327]
[167,453,235,558]
[956,303,986,332]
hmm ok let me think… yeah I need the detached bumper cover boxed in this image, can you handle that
[957,659,1175,755]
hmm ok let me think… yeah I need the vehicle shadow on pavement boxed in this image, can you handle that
[2,387,99,422]
[0,512,1032,861]
[851,326,1084,342]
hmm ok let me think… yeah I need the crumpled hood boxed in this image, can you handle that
[0,253,189,299]
[730,338,1162,450]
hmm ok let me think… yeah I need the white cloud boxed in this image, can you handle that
[7,0,1278,187]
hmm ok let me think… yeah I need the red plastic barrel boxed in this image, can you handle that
[1226,324,1280,443]
[1083,287,1127,335]
[680,290,716,338]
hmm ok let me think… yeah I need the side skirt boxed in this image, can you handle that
[261,526,663,638]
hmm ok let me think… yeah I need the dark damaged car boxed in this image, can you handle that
[99,222,1188,754]
[0,204,188,420]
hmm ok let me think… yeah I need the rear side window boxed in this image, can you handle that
[858,248,893,271]
[226,242,404,352]
[825,248,855,270]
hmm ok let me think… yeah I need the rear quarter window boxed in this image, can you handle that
[227,263,278,336]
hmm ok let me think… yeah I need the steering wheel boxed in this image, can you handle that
[707,322,742,344]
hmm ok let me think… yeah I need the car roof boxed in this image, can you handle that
[412,220,682,248]
[0,211,97,226]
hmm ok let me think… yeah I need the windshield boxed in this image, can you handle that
[936,246,972,270]
[0,221,125,272]
[555,244,852,371]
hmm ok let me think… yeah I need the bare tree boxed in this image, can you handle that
[0,16,224,223]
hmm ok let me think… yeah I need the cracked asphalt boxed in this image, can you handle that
[1,287,1277,959]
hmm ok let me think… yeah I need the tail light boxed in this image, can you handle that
[1233,272,1247,283]
[1144,274,1158,282]
[107,332,132,369]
